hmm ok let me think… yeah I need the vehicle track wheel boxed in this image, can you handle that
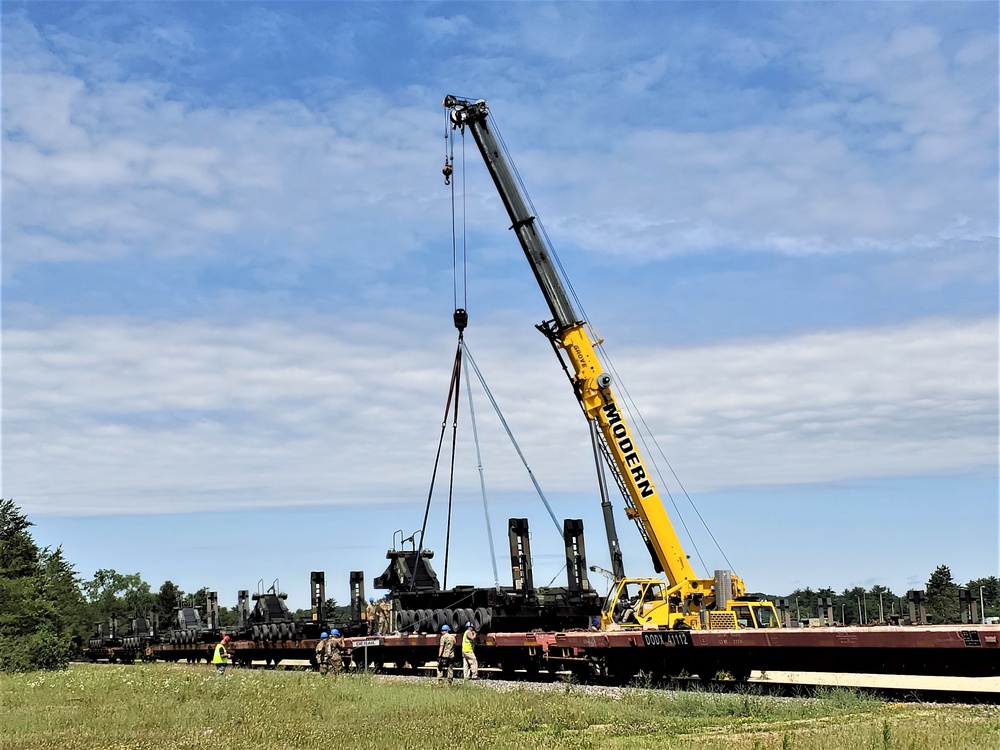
[431,609,444,632]
[459,608,474,629]
[418,609,432,633]
[442,608,454,632]
[473,607,491,632]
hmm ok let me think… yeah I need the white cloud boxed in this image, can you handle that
[2,65,445,270]
[2,10,994,279]
[4,314,994,517]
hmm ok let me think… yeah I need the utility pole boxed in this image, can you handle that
[878,591,884,623]
[981,586,987,624]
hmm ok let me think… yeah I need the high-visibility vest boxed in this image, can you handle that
[462,631,475,653]
[213,643,228,664]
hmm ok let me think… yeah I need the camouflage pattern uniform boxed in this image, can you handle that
[365,599,377,635]
[436,627,456,685]
[377,597,393,634]
[316,633,345,677]
[327,633,346,674]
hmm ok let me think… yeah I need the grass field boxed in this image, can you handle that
[1,663,998,750]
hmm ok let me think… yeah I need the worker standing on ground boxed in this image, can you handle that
[315,632,331,675]
[316,630,346,676]
[213,634,231,677]
[436,624,456,686]
[365,598,377,635]
[327,629,346,675]
[462,622,478,681]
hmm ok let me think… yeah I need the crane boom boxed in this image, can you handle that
[444,95,779,631]
[444,95,694,584]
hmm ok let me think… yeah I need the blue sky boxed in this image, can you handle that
[3,2,997,611]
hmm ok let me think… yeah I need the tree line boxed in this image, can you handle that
[1,498,995,672]
[776,563,998,626]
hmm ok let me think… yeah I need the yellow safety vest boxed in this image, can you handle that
[213,643,228,664]
[462,631,475,653]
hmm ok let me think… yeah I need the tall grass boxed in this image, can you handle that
[0,663,997,750]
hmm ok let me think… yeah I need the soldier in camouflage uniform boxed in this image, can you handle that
[377,595,393,634]
[315,630,345,677]
[436,624,456,686]
[365,598,377,635]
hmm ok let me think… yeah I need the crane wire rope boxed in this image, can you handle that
[462,341,563,537]
[412,342,464,591]
[485,110,735,576]
[461,343,502,590]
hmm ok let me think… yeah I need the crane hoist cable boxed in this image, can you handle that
[414,118,483,590]
[412,333,463,591]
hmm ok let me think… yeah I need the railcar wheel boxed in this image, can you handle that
[729,665,751,683]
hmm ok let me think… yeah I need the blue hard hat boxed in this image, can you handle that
[331,629,340,636]
[466,621,473,628]
[369,597,374,602]
[320,632,328,638]
[441,624,450,631]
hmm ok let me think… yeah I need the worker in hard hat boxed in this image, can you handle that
[436,624,456,686]
[324,629,347,676]
[213,634,231,677]
[462,622,478,681]
[315,632,331,675]
[315,630,345,676]
[366,597,377,634]
[377,594,393,634]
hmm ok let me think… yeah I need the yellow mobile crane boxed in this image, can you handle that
[443,96,779,631]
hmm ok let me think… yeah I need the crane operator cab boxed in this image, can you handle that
[601,573,781,631]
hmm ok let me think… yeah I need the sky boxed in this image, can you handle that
[2,2,997,613]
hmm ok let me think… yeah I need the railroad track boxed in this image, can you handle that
[166,658,998,704]
[74,656,1000,703]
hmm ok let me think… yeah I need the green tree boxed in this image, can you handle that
[926,564,960,624]
[83,569,155,629]
[218,606,239,628]
[39,546,89,646]
[965,576,1000,621]
[155,580,184,618]
[0,499,77,672]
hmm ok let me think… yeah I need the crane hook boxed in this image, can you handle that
[442,158,453,185]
